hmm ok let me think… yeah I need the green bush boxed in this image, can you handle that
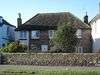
[0,42,27,53]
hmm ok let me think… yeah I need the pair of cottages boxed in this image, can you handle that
[0,16,16,48]
[15,12,92,53]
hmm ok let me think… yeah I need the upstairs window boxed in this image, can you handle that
[31,31,40,39]
[20,31,27,39]
[48,30,54,39]
[76,29,82,38]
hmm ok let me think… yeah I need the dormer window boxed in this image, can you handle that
[48,30,54,39]
[76,29,82,38]
[31,30,40,39]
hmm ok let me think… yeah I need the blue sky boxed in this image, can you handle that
[0,0,100,26]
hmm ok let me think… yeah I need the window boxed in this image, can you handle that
[48,30,54,39]
[76,29,82,38]
[20,31,27,39]
[75,46,83,53]
[31,31,40,39]
[20,40,27,45]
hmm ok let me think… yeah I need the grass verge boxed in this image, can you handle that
[0,65,100,75]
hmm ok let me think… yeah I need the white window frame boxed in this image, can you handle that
[48,30,54,39]
[31,30,40,39]
[20,40,27,46]
[76,29,82,39]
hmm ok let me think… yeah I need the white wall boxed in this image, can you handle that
[0,25,7,47]
[91,19,100,52]
[0,24,15,48]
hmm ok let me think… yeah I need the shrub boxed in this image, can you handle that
[0,42,27,53]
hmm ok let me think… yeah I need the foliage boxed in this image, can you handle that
[50,23,78,53]
[0,42,27,53]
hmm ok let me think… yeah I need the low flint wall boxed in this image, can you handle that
[0,53,100,66]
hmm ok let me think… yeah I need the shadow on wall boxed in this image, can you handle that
[93,38,100,53]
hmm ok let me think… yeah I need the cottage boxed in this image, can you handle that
[15,12,91,53]
[0,16,16,48]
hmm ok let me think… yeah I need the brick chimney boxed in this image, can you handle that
[17,13,22,27]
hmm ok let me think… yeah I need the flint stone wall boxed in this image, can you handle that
[0,53,100,66]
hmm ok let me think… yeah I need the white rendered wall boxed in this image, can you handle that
[0,24,15,48]
[91,19,100,52]
[0,25,7,47]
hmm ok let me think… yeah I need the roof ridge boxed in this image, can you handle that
[38,12,70,15]
[22,12,90,29]
[3,19,16,27]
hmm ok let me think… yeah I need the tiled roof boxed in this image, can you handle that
[16,12,90,31]
[0,19,16,27]
[3,19,16,27]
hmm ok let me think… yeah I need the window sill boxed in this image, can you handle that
[19,39,27,40]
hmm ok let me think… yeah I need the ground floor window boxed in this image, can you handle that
[19,40,27,46]
[41,45,48,52]
[30,44,38,51]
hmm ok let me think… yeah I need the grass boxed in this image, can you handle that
[0,65,100,75]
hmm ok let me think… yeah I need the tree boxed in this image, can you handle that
[50,23,78,53]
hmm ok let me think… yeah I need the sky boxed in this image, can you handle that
[0,0,100,26]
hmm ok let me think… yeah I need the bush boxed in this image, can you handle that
[48,45,63,53]
[0,42,27,53]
